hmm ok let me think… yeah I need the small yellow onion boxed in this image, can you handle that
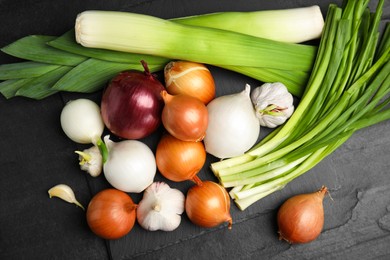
[277,186,328,244]
[185,181,233,229]
[156,133,206,184]
[164,61,216,104]
[161,90,208,142]
[86,189,137,240]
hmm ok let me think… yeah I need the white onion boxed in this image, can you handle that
[204,84,260,159]
[60,99,104,144]
[103,135,156,193]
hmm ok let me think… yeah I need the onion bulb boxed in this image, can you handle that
[103,135,156,193]
[101,60,165,140]
[277,186,328,244]
[185,181,233,229]
[156,133,206,183]
[86,189,137,240]
[161,90,208,142]
[164,61,216,104]
[60,98,104,144]
[204,84,260,159]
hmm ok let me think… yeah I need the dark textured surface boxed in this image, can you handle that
[1,0,390,259]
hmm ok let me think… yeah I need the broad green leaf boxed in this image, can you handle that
[52,58,164,93]
[0,61,60,80]
[1,35,86,66]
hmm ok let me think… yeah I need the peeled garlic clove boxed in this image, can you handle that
[75,145,103,177]
[250,82,294,128]
[48,184,85,210]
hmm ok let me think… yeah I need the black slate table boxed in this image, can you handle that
[1,0,390,259]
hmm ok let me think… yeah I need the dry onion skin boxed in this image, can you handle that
[161,90,208,142]
[164,61,216,104]
[185,181,233,229]
[86,189,137,240]
[277,186,328,244]
[156,133,206,184]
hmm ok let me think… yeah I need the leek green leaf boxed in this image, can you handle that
[1,35,86,66]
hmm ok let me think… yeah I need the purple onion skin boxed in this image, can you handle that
[101,64,165,140]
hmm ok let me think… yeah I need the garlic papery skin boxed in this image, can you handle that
[48,184,85,210]
[137,182,185,231]
[75,145,102,177]
[250,82,294,128]
[60,99,104,144]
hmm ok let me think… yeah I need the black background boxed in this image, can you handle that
[1,0,390,259]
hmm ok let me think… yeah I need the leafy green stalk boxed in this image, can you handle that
[211,0,389,210]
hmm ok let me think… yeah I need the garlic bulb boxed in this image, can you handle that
[75,145,103,177]
[48,184,84,210]
[250,82,294,128]
[137,182,185,231]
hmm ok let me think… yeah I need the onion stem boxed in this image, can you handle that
[96,138,108,164]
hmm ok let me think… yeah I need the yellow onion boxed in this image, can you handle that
[277,186,328,244]
[86,189,137,240]
[185,181,233,229]
[156,133,206,184]
[161,90,208,142]
[164,61,216,104]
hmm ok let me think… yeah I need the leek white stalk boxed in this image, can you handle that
[75,10,316,72]
[172,6,324,43]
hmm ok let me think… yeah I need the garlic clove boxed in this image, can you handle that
[48,184,85,210]
[137,182,185,231]
[75,145,102,177]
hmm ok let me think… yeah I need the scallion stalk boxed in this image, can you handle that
[210,0,390,210]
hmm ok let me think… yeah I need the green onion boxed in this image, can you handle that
[210,0,390,210]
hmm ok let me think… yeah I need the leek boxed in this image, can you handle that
[210,0,390,210]
[75,11,316,72]
[172,5,324,43]
[48,30,310,97]
[1,7,320,99]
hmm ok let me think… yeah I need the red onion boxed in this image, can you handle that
[101,60,165,140]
